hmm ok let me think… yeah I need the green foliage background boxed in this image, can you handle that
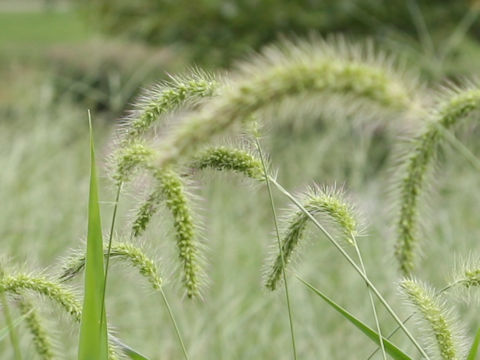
[81,0,479,66]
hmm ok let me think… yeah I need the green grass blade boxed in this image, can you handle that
[298,276,412,360]
[110,336,150,360]
[78,112,109,360]
[467,327,480,360]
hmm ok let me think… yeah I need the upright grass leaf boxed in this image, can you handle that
[298,277,412,360]
[78,112,109,360]
[467,327,480,360]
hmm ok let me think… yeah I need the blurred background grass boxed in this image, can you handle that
[1,0,480,359]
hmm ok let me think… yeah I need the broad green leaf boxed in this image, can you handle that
[111,336,151,360]
[78,114,109,360]
[298,276,412,360]
[467,327,480,360]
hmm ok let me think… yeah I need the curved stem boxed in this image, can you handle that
[159,288,190,360]
[99,183,122,335]
[255,137,297,360]
[268,176,430,360]
[352,238,387,360]
[438,125,480,172]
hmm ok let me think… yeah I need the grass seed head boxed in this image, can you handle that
[265,185,358,290]
[400,279,464,360]
[395,87,480,275]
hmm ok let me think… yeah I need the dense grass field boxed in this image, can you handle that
[2,3,480,360]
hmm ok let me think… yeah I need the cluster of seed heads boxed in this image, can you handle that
[5,36,480,358]
[0,272,120,359]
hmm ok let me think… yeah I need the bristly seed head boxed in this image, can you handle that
[395,87,480,275]
[120,72,218,145]
[401,279,463,360]
[113,141,156,184]
[266,185,358,290]
[190,146,265,181]
[60,242,162,290]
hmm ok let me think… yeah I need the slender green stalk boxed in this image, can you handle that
[0,293,22,360]
[352,237,387,360]
[268,176,430,359]
[438,125,480,172]
[99,183,122,336]
[159,288,190,360]
[255,137,297,360]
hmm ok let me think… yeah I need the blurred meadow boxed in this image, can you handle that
[2,0,480,359]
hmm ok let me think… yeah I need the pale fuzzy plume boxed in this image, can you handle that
[395,85,480,276]
[400,279,465,360]
[153,36,420,169]
[265,185,358,290]
[60,241,162,290]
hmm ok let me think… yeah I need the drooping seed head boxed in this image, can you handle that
[113,141,157,184]
[61,242,162,290]
[395,86,480,275]
[265,185,358,290]
[0,273,120,359]
[150,169,202,298]
[400,279,464,360]
[119,71,218,145]
[153,37,418,168]
[191,146,265,181]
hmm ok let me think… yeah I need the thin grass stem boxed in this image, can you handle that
[99,182,122,339]
[159,287,190,360]
[352,237,387,360]
[438,125,480,172]
[0,293,22,360]
[255,137,297,360]
[268,176,430,360]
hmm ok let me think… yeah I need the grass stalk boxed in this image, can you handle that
[352,237,387,360]
[159,288,190,360]
[268,176,430,360]
[255,137,297,360]
[99,182,122,336]
[0,293,22,360]
[438,125,480,172]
